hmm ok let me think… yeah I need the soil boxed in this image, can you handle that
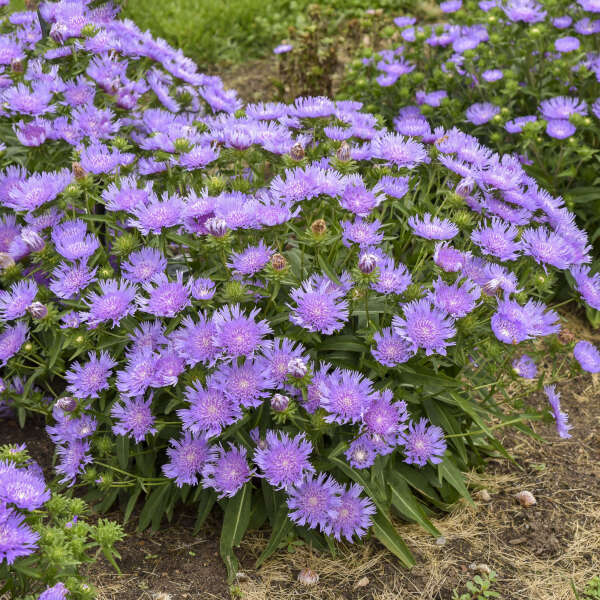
[1,315,599,600]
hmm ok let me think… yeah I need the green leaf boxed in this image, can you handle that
[220,483,252,582]
[95,488,119,513]
[123,486,142,523]
[317,252,341,285]
[193,490,216,534]
[371,509,415,568]
[116,436,130,470]
[388,472,441,537]
[138,484,170,531]
[438,456,474,507]
[255,503,293,567]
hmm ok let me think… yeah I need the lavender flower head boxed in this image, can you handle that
[212,304,272,359]
[408,213,458,240]
[0,503,40,564]
[322,484,376,542]
[573,340,600,373]
[202,444,254,498]
[111,396,157,442]
[65,351,116,399]
[162,433,211,487]
[371,327,415,366]
[287,473,342,530]
[400,418,447,466]
[544,385,572,439]
[512,354,537,379]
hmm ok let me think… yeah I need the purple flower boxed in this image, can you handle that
[129,321,167,353]
[0,280,37,321]
[14,118,51,147]
[339,176,383,216]
[122,247,166,283]
[0,467,50,511]
[137,272,190,318]
[190,277,216,300]
[49,261,97,299]
[2,81,54,115]
[521,227,571,270]
[555,36,580,52]
[400,418,447,466]
[213,304,272,359]
[38,583,69,600]
[202,444,254,498]
[162,433,211,487]
[539,97,587,120]
[471,218,521,261]
[372,257,412,295]
[512,354,537,378]
[392,299,456,356]
[466,102,500,125]
[288,279,349,335]
[345,436,377,469]
[570,266,600,310]
[82,279,138,328]
[408,213,458,240]
[481,69,503,82]
[178,378,241,437]
[428,278,480,318]
[546,119,576,139]
[127,192,184,235]
[341,218,384,247]
[491,298,559,343]
[304,362,332,413]
[261,337,309,386]
[371,327,415,366]
[371,132,428,168]
[434,242,467,272]
[79,142,134,175]
[544,385,572,439]
[440,0,462,12]
[362,388,407,442]
[273,43,293,54]
[115,349,158,398]
[65,351,116,399]
[0,322,28,367]
[253,431,314,490]
[505,115,537,134]
[322,483,375,541]
[319,368,377,424]
[373,175,410,199]
[111,396,157,442]
[553,15,573,28]
[171,314,219,366]
[6,169,71,212]
[51,219,99,261]
[56,439,93,486]
[102,176,153,212]
[573,340,600,373]
[0,503,39,564]
[228,241,273,276]
[212,360,275,408]
[287,473,342,530]
[502,0,546,22]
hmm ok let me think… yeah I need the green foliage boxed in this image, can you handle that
[452,570,500,600]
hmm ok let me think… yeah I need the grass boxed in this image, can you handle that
[119,0,410,69]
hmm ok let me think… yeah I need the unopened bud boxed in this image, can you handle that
[288,358,308,378]
[298,568,319,586]
[50,23,67,44]
[310,219,327,236]
[72,162,86,180]
[336,142,351,162]
[358,252,377,274]
[205,217,228,237]
[290,142,305,161]
[11,58,24,73]
[20,228,45,252]
[271,393,290,412]
[0,253,16,269]
[27,302,48,319]
[56,396,77,412]
[455,177,475,198]
[270,253,288,271]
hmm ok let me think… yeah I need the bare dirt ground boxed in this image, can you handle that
[1,314,599,600]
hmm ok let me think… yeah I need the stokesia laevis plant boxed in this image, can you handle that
[0,0,593,582]
[0,443,124,599]
[342,0,600,316]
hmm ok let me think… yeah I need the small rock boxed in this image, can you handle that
[236,572,249,582]
[354,577,369,589]
[508,537,528,545]
[152,594,172,600]
[469,563,491,575]
[298,568,319,586]
[477,489,491,502]
[515,490,536,507]
[435,536,447,546]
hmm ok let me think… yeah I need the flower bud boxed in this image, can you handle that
[288,357,308,378]
[174,137,192,153]
[72,162,86,180]
[20,228,45,252]
[11,58,24,73]
[358,252,377,274]
[297,568,319,586]
[49,23,67,44]
[205,217,228,238]
[271,393,290,412]
[310,219,327,236]
[27,302,48,319]
[290,142,305,161]
[0,253,16,269]
[56,396,77,412]
[455,177,475,198]
[336,142,351,162]
[270,253,288,271]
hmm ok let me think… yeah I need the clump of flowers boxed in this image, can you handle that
[0,0,594,581]
[342,0,600,272]
[0,444,124,599]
